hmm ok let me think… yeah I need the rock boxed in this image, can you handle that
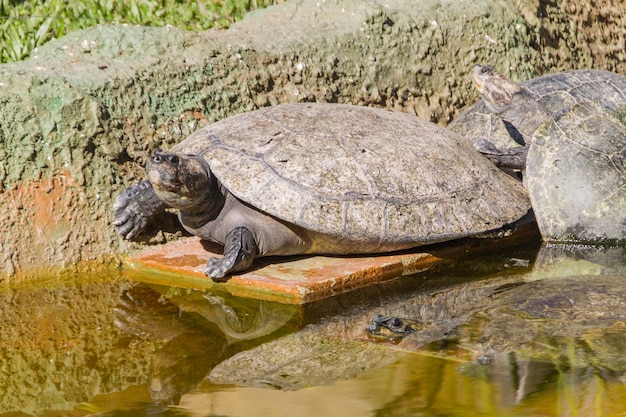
[2,0,626,279]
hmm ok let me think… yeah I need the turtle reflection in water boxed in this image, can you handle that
[366,274,626,366]
[114,284,294,405]
[206,244,626,406]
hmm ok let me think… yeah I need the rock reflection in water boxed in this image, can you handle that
[114,284,296,405]
[531,243,626,278]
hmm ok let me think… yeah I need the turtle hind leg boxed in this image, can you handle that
[205,227,259,282]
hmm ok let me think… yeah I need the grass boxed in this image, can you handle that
[0,0,279,63]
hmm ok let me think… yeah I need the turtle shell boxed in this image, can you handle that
[452,70,626,244]
[171,103,530,244]
[525,102,626,244]
[450,69,626,150]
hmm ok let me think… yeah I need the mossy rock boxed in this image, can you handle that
[2,0,626,279]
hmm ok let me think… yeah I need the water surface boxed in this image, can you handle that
[1,242,625,417]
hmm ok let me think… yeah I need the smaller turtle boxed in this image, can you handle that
[450,66,626,169]
[468,65,626,244]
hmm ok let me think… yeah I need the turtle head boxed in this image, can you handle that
[146,149,215,211]
[471,64,523,112]
[472,65,552,141]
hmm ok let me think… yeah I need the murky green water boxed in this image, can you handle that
[1,241,625,417]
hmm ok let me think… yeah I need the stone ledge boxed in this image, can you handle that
[124,237,440,303]
[124,220,539,304]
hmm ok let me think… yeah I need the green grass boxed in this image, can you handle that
[0,0,278,63]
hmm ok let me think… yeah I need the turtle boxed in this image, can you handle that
[453,65,626,244]
[450,66,626,169]
[113,103,530,280]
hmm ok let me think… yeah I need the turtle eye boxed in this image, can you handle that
[367,322,380,332]
[152,153,179,165]
[390,318,402,328]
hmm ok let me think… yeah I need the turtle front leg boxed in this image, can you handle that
[205,227,259,281]
[475,139,528,170]
[113,180,168,239]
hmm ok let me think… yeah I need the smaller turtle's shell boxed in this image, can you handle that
[451,70,626,149]
[525,102,626,244]
[172,103,530,245]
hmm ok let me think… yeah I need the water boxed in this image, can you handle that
[1,242,625,417]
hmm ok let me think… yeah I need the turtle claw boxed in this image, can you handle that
[204,258,229,281]
[113,180,167,240]
[474,139,528,170]
[116,217,149,240]
[204,227,259,281]
[474,139,502,155]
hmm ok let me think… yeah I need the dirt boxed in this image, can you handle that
[1,0,625,281]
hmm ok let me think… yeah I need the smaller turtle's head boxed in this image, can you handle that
[471,64,523,112]
[146,150,214,211]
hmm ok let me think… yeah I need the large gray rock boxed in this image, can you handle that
[1,0,626,279]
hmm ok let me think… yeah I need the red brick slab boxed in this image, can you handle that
[123,237,442,304]
[124,220,539,304]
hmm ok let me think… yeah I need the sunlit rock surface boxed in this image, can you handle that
[2,0,626,279]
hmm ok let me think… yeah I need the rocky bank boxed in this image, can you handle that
[1,0,625,280]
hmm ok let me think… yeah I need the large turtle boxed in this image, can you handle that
[114,103,530,280]
[453,65,626,244]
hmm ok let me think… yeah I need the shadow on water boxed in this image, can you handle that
[1,241,626,416]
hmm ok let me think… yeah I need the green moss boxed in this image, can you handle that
[611,107,626,126]
[0,0,279,63]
